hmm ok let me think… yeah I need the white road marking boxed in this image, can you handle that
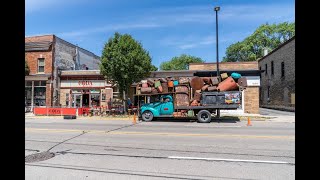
[185,125,242,128]
[168,156,291,164]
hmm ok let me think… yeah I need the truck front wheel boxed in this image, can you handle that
[197,110,212,123]
[142,111,154,122]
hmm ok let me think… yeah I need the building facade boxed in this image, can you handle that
[59,70,113,109]
[25,35,101,108]
[258,36,295,111]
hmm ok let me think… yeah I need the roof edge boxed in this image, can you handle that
[258,36,295,62]
[189,61,258,65]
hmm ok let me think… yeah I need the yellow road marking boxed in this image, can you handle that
[25,128,294,140]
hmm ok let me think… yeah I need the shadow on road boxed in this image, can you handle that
[147,116,240,123]
[152,117,196,123]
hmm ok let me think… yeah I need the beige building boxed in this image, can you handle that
[189,62,261,114]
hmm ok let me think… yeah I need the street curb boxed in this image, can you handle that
[77,117,132,121]
[26,115,273,121]
[221,115,275,121]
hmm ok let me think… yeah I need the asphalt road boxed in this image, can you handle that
[25,118,295,180]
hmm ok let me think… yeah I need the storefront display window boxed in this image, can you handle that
[102,94,106,101]
[91,94,100,107]
[25,87,32,106]
[34,87,46,106]
[25,80,47,107]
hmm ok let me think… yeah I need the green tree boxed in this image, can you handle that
[223,22,295,62]
[25,60,30,76]
[100,32,155,97]
[150,65,158,71]
[160,54,204,70]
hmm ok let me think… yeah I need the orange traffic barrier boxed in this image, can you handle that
[133,112,137,124]
[247,117,252,126]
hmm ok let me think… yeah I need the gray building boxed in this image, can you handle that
[54,36,101,106]
[55,37,100,71]
[258,36,295,111]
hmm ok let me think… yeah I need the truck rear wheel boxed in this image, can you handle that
[142,111,154,122]
[197,110,211,123]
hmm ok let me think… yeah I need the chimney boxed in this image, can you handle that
[264,49,268,56]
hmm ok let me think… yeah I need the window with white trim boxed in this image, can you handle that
[38,58,45,73]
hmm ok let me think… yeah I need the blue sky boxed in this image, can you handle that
[26,0,295,69]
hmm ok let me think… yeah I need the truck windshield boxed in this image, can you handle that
[163,98,170,102]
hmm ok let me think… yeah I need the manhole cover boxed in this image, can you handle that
[25,151,55,163]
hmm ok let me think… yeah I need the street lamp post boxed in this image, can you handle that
[214,6,220,81]
[214,6,221,119]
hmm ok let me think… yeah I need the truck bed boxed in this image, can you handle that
[175,104,239,110]
[175,91,241,110]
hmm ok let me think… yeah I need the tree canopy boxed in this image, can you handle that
[100,32,155,96]
[25,60,30,76]
[160,54,205,70]
[150,65,158,71]
[223,22,295,62]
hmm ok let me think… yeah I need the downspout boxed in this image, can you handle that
[53,35,60,107]
[74,46,77,70]
[51,35,56,107]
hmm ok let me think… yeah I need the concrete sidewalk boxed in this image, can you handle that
[264,116,295,123]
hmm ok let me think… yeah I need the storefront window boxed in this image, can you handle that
[34,87,46,106]
[25,80,47,107]
[102,94,106,101]
[91,94,100,107]
[72,89,82,93]
[25,87,32,106]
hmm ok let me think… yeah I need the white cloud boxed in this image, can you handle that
[161,35,234,50]
[26,0,57,13]
[162,35,215,50]
[25,0,88,13]
[58,22,162,38]
[52,2,294,39]
[179,44,198,50]
[219,4,295,22]
[138,3,294,26]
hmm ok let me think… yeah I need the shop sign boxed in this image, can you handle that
[34,107,77,115]
[48,108,61,114]
[245,76,260,87]
[78,80,93,86]
[61,80,106,88]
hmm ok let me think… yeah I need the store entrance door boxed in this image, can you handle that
[73,94,82,108]
[82,94,89,107]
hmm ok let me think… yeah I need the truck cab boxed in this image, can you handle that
[140,95,174,121]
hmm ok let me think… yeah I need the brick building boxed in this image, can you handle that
[258,36,295,111]
[189,62,261,114]
[25,35,104,109]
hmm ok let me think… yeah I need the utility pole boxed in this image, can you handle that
[214,6,221,119]
[214,6,220,80]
